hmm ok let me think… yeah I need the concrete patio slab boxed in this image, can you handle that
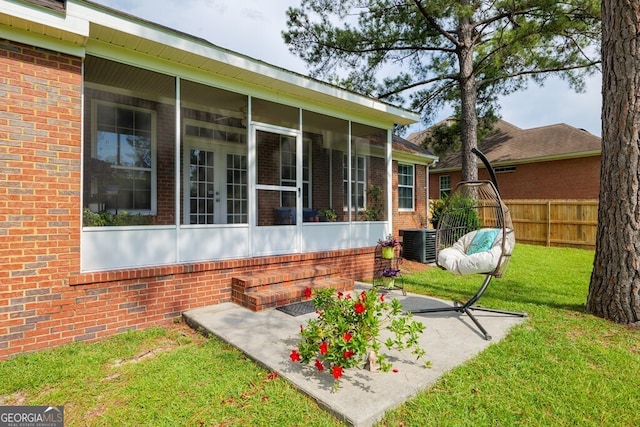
[183,283,526,427]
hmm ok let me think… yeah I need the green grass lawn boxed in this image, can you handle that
[1,244,639,426]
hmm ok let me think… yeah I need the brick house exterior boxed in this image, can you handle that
[0,1,435,359]
[391,136,432,236]
[408,119,601,203]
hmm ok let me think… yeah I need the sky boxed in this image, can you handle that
[89,0,602,137]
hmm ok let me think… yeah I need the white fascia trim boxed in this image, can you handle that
[0,24,85,56]
[2,0,89,38]
[72,1,418,125]
[393,151,438,166]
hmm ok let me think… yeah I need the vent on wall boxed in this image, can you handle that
[494,166,517,173]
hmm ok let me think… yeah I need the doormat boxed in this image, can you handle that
[276,300,316,317]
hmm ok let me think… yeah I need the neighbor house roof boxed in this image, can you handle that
[407,119,601,171]
[392,135,437,165]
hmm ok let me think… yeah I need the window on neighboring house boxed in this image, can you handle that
[398,164,414,210]
[439,175,451,199]
[343,154,366,211]
[280,136,311,208]
[91,102,156,213]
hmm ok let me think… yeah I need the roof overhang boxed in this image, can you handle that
[0,0,88,55]
[393,150,438,166]
[0,0,419,127]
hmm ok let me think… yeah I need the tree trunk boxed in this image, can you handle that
[587,0,640,324]
[458,15,478,182]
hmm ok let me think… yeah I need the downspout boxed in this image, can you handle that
[387,130,393,237]
[425,164,430,228]
[427,158,438,228]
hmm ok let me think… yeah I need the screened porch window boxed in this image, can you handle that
[91,102,155,213]
[180,80,248,226]
[83,55,175,227]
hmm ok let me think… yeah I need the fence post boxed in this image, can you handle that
[546,200,551,247]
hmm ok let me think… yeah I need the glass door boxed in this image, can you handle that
[184,143,247,225]
[252,124,302,255]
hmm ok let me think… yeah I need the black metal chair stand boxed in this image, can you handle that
[410,274,527,340]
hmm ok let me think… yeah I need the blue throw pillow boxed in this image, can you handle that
[466,229,500,255]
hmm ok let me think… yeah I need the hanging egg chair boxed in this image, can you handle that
[410,148,527,340]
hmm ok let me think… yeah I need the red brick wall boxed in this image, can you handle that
[0,40,83,358]
[0,40,382,360]
[429,156,601,200]
[393,162,429,237]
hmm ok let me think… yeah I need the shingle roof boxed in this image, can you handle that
[23,0,65,13]
[392,134,436,157]
[407,119,601,170]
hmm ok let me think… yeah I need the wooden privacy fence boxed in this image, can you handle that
[500,199,598,250]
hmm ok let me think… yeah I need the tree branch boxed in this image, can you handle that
[377,74,458,99]
[411,0,461,48]
[477,61,601,88]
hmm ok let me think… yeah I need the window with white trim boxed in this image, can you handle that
[398,163,414,210]
[92,102,156,213]
[343,154,366,210]
[439,175,451,199]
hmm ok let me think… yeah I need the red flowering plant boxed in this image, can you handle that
[290,287,426,391]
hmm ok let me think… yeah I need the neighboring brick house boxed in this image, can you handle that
[408,119,602,202]
[0,0,436,359]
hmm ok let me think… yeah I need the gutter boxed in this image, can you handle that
[433,150,601,173]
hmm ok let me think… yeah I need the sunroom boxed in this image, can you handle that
[80,38,421,272]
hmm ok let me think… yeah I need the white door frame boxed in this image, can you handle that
[183,138,247,225]
[250,122,303,256]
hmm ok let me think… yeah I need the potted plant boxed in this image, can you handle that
[289,287,426,391]
[318,208,337,222]
[378,234,399,259]
[381,267,401,288]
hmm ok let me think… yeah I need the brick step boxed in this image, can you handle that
[238,276,353,312]
[232,265,339,293]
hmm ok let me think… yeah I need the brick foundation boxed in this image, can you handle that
[1,245,375,360]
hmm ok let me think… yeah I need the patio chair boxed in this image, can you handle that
[410,148,527,340]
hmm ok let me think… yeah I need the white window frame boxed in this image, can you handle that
[398,163,415,211]
[343,154,366,211]
[439,175,451,199]
[90,100,157,215]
